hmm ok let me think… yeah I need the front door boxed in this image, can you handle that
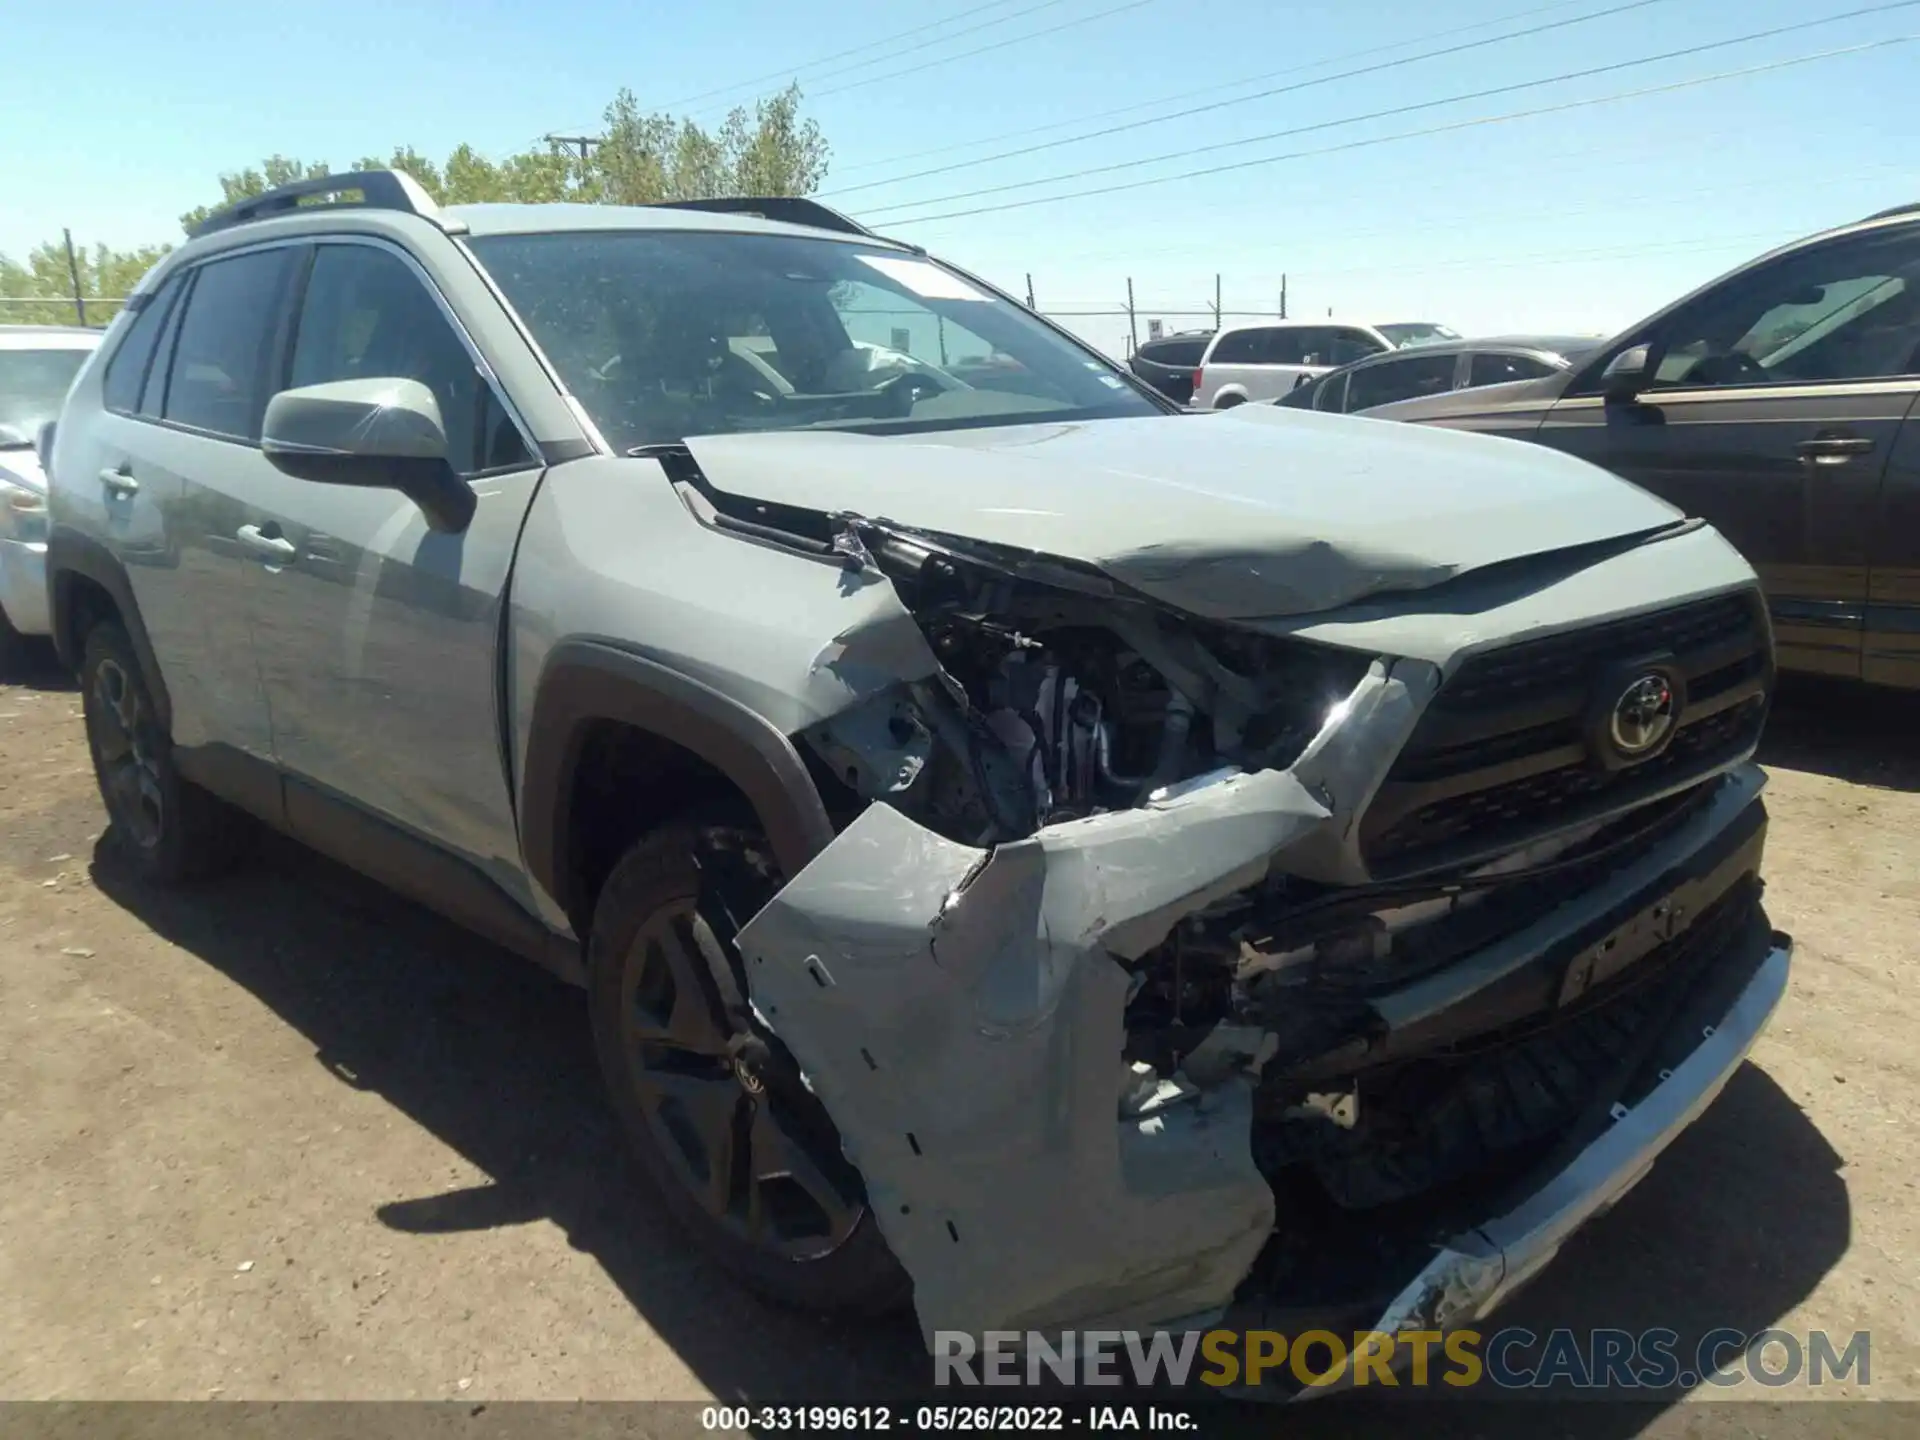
[1536,223,1920,680]
[241,238,544,897]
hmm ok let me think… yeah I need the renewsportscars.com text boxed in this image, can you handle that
[934,1327,1871,1392]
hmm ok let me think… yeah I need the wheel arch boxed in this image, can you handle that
[45,527,173,732]
[520,641,836,929]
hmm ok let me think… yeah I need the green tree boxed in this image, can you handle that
[2,84,831,327]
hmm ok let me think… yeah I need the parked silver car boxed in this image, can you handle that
[1193,319,1458,409]
[1278,334,1603,414]
[0,325,99,671]
[46,173,1788,1384]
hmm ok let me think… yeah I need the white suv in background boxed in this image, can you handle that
[1193,319,1457,409]
[1,325,101,672]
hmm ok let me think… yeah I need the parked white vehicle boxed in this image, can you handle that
[0,325,100,673]
[1193,320,1457,409]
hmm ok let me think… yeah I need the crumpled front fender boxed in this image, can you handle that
[737,767,1339,1347]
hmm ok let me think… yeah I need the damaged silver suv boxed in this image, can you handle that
[45,172,1790,1378]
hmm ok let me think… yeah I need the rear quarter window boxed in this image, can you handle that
[102,275,186,415]
[1468,351,1558,386]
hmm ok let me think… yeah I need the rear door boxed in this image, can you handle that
[1537,223,1920,680]
[1866,393,1920,687]
[81,246,302,778]
[241,237,544,887]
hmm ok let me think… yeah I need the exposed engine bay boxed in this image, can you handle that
[800,515,1373,847]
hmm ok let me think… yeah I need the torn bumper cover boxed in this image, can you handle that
[736,760,1787,1354]
[737,769,1326,1343]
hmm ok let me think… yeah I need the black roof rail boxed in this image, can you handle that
[647,195,877,238]
[189,169,451,240]
[1861,200,1920,222]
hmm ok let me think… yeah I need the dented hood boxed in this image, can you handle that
[679,405,1682,619]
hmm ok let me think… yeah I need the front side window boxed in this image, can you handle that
[1468,351,1558,387]
[1646,228,1920,389]
[163,248,299,441]
[1312,373,1348,412]
[469,230,1162,452]
[0,345,94,448]
[288,244,530,474]
[1347,352,1458,410]
[1326,327,1388,367]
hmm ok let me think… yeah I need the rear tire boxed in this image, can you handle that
[79,621,240,884]
[588,822,910,1315]
[1214,393,1246,409]
[0,604,32,680]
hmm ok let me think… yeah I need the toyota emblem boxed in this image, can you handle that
[1610,672,1676,757]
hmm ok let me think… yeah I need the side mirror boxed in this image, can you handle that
[1600,343,1652,403]
[261,378,475,533]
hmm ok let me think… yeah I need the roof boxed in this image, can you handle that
[445,201,903,246]
[1369,333,1603,359]
[0,325,102,349]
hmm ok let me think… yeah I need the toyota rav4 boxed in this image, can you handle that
[43,172,1791,1385]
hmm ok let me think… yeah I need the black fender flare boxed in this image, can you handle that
[45,526,174,733]
[520,641,835,922]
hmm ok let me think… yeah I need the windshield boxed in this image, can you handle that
[1377,323,1461,348]
[0,346,91,447]
[469,230,1164,451]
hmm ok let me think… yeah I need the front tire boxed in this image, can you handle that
[80,621,239,884]
[588,823,909,1314]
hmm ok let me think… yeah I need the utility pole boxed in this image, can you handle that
[544,134,601,161]
[1125,277,1138,356]
[1280,274,1287,320]
[1024,273,1036,309]
[1213,274,1222,331]
[62,229,87,327]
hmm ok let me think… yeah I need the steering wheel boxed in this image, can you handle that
[1685,350,1769,388]
[876,369,951,417]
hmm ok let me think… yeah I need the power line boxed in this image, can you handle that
[822,0,1672,198]
[869,19,1919,224]
[1041,156,1906,269]
[660,0,1055,112]
[807,0,1164,101]
[826,0,1599,179]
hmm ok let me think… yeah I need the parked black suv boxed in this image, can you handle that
[1370,204,1920,690]
[1127,329,1213,404]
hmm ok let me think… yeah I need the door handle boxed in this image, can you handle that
[99,467,138,497]
[236,523,297,561]
[1796,434,1874,465]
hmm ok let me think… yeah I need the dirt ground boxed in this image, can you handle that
[1,653,1916,1436]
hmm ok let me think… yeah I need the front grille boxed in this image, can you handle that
[1362,590,1771,870]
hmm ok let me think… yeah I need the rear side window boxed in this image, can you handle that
[163,248,299,441]
[1207,329,1269,364]
[102,275,185,414]
[1142,336,1209,367]
[1347,352,1458,410]
[287,244,531,475]
[1469,351,1557,386]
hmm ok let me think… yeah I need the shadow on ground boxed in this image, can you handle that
[1760,676,1920,792]
[84,703,1862,1430]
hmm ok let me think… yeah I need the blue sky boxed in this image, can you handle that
[5,0,1918,353]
